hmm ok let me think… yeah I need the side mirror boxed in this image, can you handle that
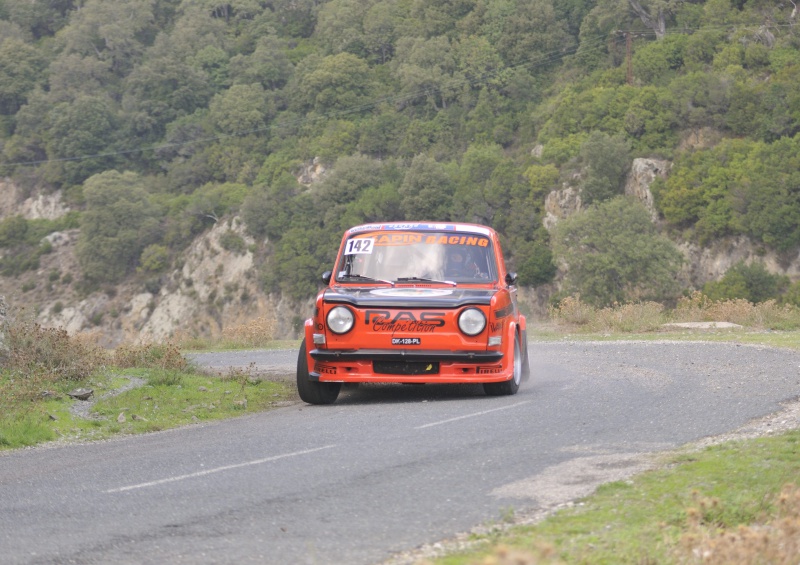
[505,272,518,286]
[321,271,332,285]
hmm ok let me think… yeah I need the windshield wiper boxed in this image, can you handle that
[394,276,457,287]
[338,274,395,286]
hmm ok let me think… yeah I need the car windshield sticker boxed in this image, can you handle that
[344,238,375,255]
[356,232,490,248]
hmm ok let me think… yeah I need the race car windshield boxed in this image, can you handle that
[336,231,497,284]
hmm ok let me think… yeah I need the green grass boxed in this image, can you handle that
[0,368,297,449]
[530,327,800,351]
[434,432,800,564]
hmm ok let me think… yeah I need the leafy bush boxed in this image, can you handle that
[138,244,170,273]
[703,261,789,304]
[77,171,163,283]
[578,131,631,205]
[553,196,684,307]
[219,231,246,254]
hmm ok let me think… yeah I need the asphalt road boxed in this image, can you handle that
[1,341,799,564]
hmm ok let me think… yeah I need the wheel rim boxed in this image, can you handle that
[513,336,522,386]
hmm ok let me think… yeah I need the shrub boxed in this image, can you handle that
[548,296,665,332]
[784,281,800,307]
[679,484,800,564]
[703,261,789,304]
[220,316,277,348]
[138,244,170,273]
[112,341,187,371]
[219,230,247,254]
[675,291,800,330]
[2,315,106,383]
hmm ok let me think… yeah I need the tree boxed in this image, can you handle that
[43,95,122,186]
[363,1,402,63]
[452,143,515,226]
[0,39,48,115]
[228,34,292,89]
[314,0,368,56]
[627,0,681,40]
[208,83,269,134]
[399,154,454,220]
[4,0,75,39]
[122,55,214,141]
[393,36,462,111]
[486,0,574,68]
[57,0,156,77]
[77,170,163,282]
[553,196,683,306]
[46,53,114,103]
[578,131,631,205]
[292,53,373,113]
[409,0,475,37]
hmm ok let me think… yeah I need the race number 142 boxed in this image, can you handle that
[344,238,374,255]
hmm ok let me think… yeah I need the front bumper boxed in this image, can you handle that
[308,348,509,383]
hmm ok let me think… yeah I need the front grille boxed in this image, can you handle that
[373,360,440,375]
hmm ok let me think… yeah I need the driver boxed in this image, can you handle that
[445,248,480,278]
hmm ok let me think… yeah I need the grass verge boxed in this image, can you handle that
[427,293,800,564]
[431,432,800,565]
[0,314,297,451]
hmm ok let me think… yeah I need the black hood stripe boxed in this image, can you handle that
[324,288,495,309]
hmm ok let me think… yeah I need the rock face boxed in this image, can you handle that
[0,180,70,220]
[624,158,669,221]
[679,236,800,288]
[543,184,582,231]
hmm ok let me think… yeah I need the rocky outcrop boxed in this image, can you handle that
[0,181,70,220]
[624,158,669,220]
[543,184,582,231]
[297,157,327,186]
[679,236,800,288]
[23,216,311,346]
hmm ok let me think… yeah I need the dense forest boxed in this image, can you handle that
[1,0,799,308]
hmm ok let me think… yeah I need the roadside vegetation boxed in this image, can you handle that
[433,432,800,565]
[0,312,295,450]
[544,291,800,337]
[427,294,800,564]
[2,295,799,564]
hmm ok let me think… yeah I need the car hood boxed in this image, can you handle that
[323,286,496,309]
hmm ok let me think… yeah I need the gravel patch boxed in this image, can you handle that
[69,376,147,420]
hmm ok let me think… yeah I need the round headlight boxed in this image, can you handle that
[458,308,486,336]
[327,306,354,334]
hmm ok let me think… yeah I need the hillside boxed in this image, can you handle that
[1,0,800,343]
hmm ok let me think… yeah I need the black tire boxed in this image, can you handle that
[483,332,522,396]
[297,339,341,405]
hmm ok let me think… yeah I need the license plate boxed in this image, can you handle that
[392,337,421,346]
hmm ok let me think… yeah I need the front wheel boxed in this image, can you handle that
[297,339,341,405]
[483,332,522,396]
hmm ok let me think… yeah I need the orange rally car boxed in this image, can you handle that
[297,222,530,404]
